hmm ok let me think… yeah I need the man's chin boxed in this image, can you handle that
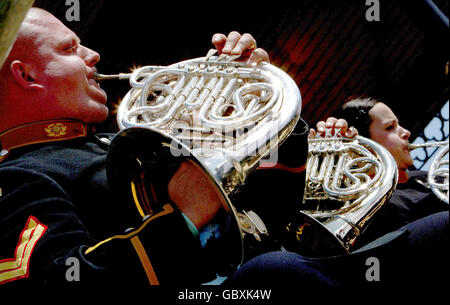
[81,104,110,124]
[95,91,108,106]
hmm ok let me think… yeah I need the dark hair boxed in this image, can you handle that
[333,96,380,137]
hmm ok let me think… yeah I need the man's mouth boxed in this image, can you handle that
[88,77,101,89]
[87,75,107,104]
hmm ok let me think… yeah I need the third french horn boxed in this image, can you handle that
[409,140,449,204]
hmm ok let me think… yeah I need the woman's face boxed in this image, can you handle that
[368,103,413,170]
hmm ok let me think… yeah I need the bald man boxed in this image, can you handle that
[0,8,268,288]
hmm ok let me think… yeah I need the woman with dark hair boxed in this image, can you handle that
[228,97,448,293]
[310,96,448,245]
[333,96,378,138]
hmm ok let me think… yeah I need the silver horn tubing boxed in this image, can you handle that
[116,55,302,194]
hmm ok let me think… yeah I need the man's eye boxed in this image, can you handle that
[65,44,77,52]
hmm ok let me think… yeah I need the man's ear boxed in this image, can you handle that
[10,60,44,90]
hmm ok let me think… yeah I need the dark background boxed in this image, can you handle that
[33,0,449,139]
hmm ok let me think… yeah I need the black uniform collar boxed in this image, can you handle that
[0,120,88,162]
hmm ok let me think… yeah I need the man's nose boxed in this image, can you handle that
[80,45,100,67]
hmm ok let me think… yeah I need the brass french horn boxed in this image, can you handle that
[283,131,398,257]
[95,49,302,280]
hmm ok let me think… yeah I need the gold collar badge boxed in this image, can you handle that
[44,123,68,137]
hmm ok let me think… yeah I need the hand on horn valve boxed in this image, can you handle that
[212,31,270,66]
[309,117,359,139]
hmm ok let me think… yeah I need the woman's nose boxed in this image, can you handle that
[400,126,411,140]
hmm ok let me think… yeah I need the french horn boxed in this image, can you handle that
[409,140,449,203]
[283,131,398,257]
[95,49,302,281]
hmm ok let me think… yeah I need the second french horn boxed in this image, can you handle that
[278,131,398,257]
